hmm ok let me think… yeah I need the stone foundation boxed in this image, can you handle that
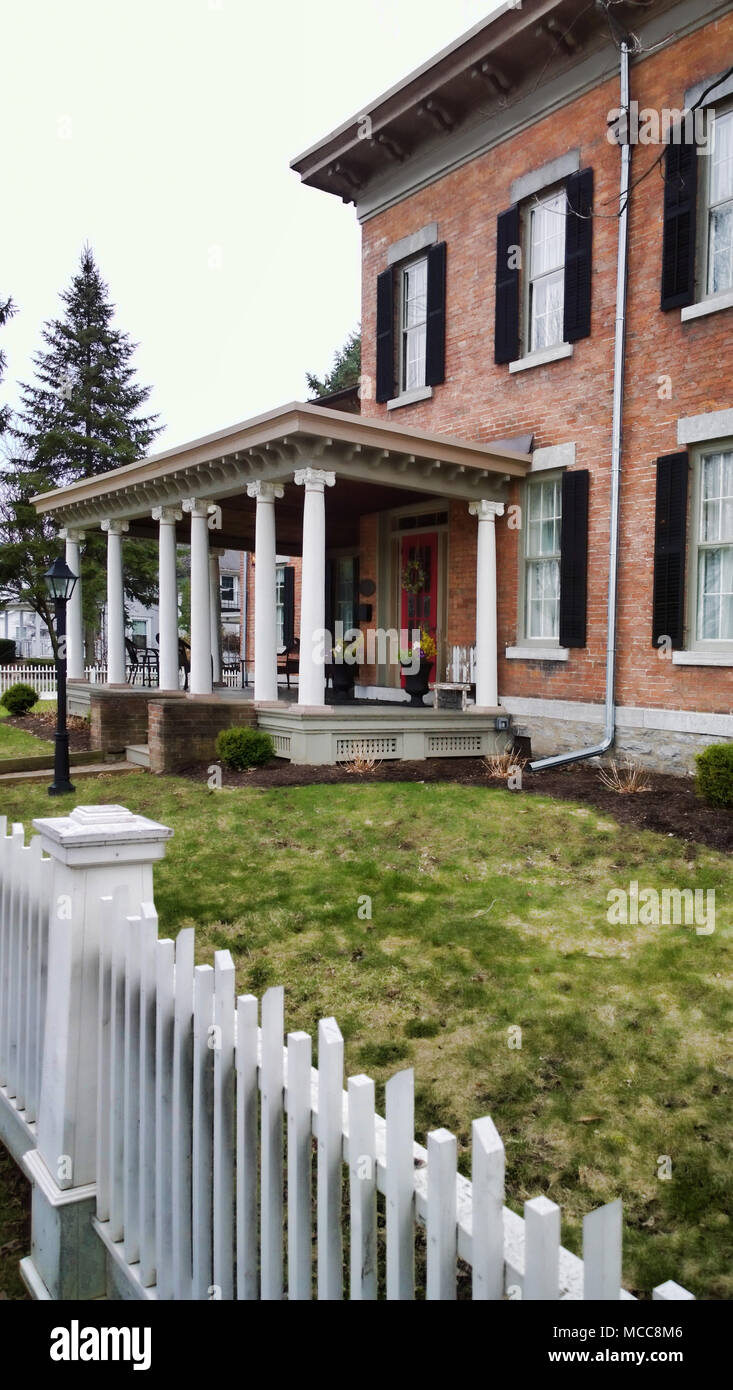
[149,696,257,774]
[501,697,733,775]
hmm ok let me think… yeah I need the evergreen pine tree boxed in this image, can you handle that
[0,294,15,434]
[306,328,361,398]
[0,247,163,657]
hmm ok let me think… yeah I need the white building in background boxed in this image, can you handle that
[0,599,54,658]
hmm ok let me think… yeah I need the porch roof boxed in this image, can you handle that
[31,400,531,550]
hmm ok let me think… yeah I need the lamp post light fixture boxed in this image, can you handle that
[43,556,79,797]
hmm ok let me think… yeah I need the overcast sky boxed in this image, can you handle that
[1,0,503,451]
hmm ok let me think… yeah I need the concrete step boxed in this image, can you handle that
[0,761,140,784]
[125,744,151,768]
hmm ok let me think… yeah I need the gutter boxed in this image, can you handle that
[529,37,632,772]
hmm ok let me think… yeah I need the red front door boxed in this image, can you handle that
[400,532,438,668]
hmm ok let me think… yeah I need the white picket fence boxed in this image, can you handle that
[0,806,696,1302]
[0,663,111,700]
[447,644,477,685]
[0,826,51,1126]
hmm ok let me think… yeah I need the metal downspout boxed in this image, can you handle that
[529,39,632,772]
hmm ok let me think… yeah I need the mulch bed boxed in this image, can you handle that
[5,711,92,752]
[179,756,732,854]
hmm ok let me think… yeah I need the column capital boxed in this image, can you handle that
[59,527,85,544]
[469,499,505,522]
[294,468,335,492]
[247,480,284,503]
[182,497,213,520]
[101,519,129,536]
[152,505,182,524]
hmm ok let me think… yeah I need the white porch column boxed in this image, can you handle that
[209,549,224,684]
[182,498,213,695]
[101,519,129,684]
[60,528,85,678]
[469,500,505,708]
[246,481,284,702]
[294,467,335,707]
[152,506,182,690]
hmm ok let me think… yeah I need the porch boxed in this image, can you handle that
[33,401,531,767]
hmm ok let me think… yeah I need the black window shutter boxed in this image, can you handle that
[376,269,394,403]
[494,205,520,364]
[661,140,698,310]
[425,241,447,387]
[282,565,295,649]
[559,469,589,648]
[652,452,689,647]
[563,168,593,343]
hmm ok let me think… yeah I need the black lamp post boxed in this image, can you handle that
[44,556,78,797]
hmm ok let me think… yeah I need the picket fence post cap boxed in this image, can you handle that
[32,803,174,866]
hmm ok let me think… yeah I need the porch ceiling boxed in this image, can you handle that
[31,400,531,543]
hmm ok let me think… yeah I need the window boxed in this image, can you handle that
[706,108,733,296]
[220,573,239,609]
[129,619,147,651]
[275,564,285,649]
[332,556,358,633]
[527,190,566,352]
[695,446,733,643]
[400,257,428,391]
[524,477,562,640]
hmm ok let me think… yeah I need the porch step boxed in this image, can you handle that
[125,744,151,768]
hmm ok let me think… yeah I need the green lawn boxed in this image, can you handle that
[0,771,731,1298]
[0,700,54,759]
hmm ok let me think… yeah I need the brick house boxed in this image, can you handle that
[33,0,733,772]
[288,0,733,770]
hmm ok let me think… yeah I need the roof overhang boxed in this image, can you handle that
[290,0,706,213]
[31,400,531,539]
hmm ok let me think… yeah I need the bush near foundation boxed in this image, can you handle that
[0,638,16,664]
[695,742,733,809]
[1,682,38,716]
[215,726,274,770]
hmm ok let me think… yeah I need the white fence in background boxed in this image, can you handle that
[0,664,111,700]
[0,806,696,1303]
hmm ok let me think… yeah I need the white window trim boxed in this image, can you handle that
[506,645,569,661]
[387,384,433,410]
[519,471,563,647]
[509,342,573,373]
[684,102,733,315]
[397,254,429,398]
[520,185,569,362]
[684,438,733,654]
[680,288,733,321]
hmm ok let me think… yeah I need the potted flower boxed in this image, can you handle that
[327,636,359,702]
[399,629,437,706]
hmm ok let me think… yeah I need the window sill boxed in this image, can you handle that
[387,385,434,410]
[508,342,573,374]
[505,645,569,662]
[671,650,733,666]
[680,290,733,323]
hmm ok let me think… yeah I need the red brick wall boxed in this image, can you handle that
[358,12,733,715]
[149,697,256,775]
[241,553,302,671]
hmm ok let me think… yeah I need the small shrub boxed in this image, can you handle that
[483,749,526,780]
[215,725,274,770]
[1,682,38,716]
[0,638,16,664]
[696,742,733,808]
[597,759,651,794]
[344,753,381,774]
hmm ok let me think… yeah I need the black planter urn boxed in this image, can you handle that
[402,657,434,706]
[328,660,357,702]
